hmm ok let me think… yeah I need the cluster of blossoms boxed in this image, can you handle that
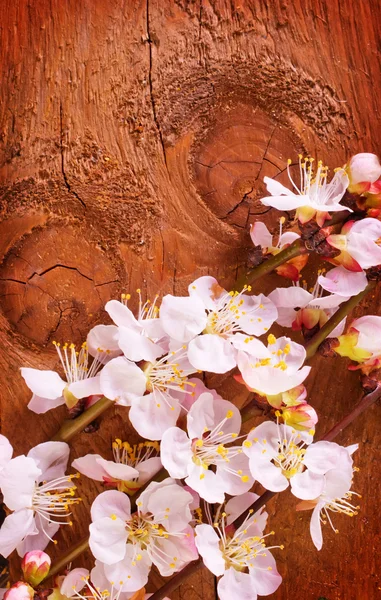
[2,152,380,600]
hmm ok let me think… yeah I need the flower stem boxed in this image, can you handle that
[51,396,114,442]
[305,281,376,360]
[234,239,307,290]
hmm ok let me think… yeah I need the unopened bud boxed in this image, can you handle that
[348,153,381,186]
[281,403,318,432]
[21,550,51,586]
[4,582,34,600]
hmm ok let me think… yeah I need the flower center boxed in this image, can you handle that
[321,482,361,534]
[143,347,196,402]
[121,288,160,322]
[203,288,253,337]
[53,341,104,384]
[32,474,81,542]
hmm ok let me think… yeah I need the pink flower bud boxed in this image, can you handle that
[21,550,51,586]
[349,153,381,186]
[4,582,34,600]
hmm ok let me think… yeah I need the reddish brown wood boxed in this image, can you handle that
[1,1,381,599]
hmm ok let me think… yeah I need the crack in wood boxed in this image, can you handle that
[59,102,87,211]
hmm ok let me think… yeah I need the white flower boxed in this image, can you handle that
[99,345,197,440]
[160,276,277,374]
[161,392,253,503]
[348,153,381,185]
[195,493,282,600]
[0,440,80,557]
[237,334,311,396]
[296,448,359,550]
[60,562,132,600]
[326,217,381,271]
[21,342,104,414]
[260,157,350,226]
[89,480,197,593]
[72,439,162,495]
[88,290,168,364]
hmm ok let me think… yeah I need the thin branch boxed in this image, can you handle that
[51,397,114,442]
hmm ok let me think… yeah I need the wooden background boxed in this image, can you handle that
[1,1,381,598]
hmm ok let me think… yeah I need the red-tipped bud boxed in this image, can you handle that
[21,550,51,586]
[4,582,35,600]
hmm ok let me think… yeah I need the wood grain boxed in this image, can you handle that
[1,1,381,598]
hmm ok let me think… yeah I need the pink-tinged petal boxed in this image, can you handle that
[195,524,225,576]
[97,457,139,482]
[347,232,381,269]
[350,216,381,238]
[324,467,353,500]
[248,455,289,492]
[129,393,180,441]
[161,428,192,479]
[186,463,226,503]
[21,368,66,400]
[100,357,147,405]
[186,392,216,439]
[87,324,121,360]
[349,153,381,185]
[303,441,352,474]
[0,456,40,510]
[249,551,282,595]
[188,276,227,310]
[188,334,236,373]
[160,295,207,342]
[278,231,300,246]
[117,326,163,362]
[0,435,13,470]
[225,492,266,527]
[27,441,69,482]
[250,222,272,249]
[263,177,296,197]
[351,315,381,352]
[72,453,109,481]
[240,360,311,396]
[91,490,131,522]
[139,479,193,532]
[17,514,59,556]
[290,470,325,500]
[60,569,89,597]
[261,194,308,210]
[89,517,127,565]
[238,294,278,336]
[275,337,307,372]
[0,510,36,558]
[151,531,197,576]
[310,502,324,550]
[27,394,65,414]
[68,376,102,400]
[89,561,110,593]
[218,569,257,600]
[105,300,140,329]
[269,286,312,309]
[103,545,151,592]
[231,333,270,358]
[135,456,163,486]
[217,453,253,496]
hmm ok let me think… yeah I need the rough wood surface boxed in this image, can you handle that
[1,1,380,598]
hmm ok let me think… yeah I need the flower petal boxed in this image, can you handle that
[249,550,282,595]
[117,326,163,362]
[68,376,102,400]
[195,524,225,576]
[105,300,140,329]
[160,295,207,342]
[103,545,151,593]
[250,222,272,249]
[138,478,193,532]
[87,325,121,360]
[310,502,324,550]
[89,517,127,565]
[185,463,226,503]
[21,368,66,400]
[318,266,368,297]
[0,456,41,510]
[218,569,258,600]
[129,392,181,441]
[290,470,325,500]
[0,510,36,558]
[188,334,236,374]
[160,428,192,479]
[60,569,89,597]
[27,394,65,414]
[27,441,70,482]
[91,490,131,522]
[100,357,147,405]
[0,435,13,470]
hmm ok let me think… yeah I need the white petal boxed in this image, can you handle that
[249,551,282,595]
[250,221,273,249]
[160,428,192,479]
[68,376,102,399]
[135,456,163,486]
[188,334,237,373]
[0,510,36,558]
[218,569,258,600]
[138,479,193,532]
[188,276,227,310]
[303,441,351,475]
[278,231,300,246]
[318,266,367,297]
[21,368,66,400]
[72,454,108,482]
[117,326,163,362]
[231,333,270,358]
[264,177,296,196]
[249,455,289,492]
[27,393,65,414]
[0,435,13,470]
[91,490,131,522]
[27,441,70,482]
[89,517,127,565]
[100,357,147,405]
[129,392,181,440]
[60,569,89,597]
[268,287,312,309]
[103,545,151,592]
[195,524,225,576]
[290,470,325,500]
[217,453,253,496]
[347,232,381,269]
[310,503,324,550]
[349,153,381,184]
[106,300,140,329]
[0,456,40,510]
[17,513,59,556]
[97,458,139,482]
[87,324,121,360]
[261,194,309,210]
[185,463,226,503]
[160,295,207,342]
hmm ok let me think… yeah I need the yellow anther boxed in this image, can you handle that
[226,410,233,419]
[243,440,252,448]
[267,334,276,345]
